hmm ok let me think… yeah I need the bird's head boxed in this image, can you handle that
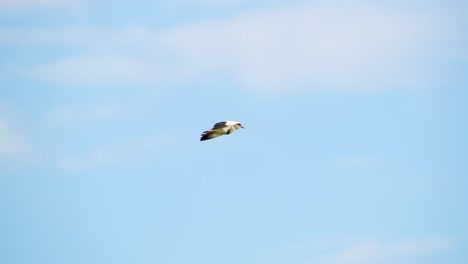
[234,122,244,129]
[226,120,244,129]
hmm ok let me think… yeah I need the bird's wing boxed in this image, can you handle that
[212,122,227,129]
[200,130,222,141]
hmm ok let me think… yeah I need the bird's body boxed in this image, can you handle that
[200,120,244,141]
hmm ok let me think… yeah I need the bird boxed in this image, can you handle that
[200,120,244,141]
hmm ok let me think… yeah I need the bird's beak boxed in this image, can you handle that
[241,125,244,129]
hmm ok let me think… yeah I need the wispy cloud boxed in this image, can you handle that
[48,102,120,126]
[0,0,79,11]
[0,119,23,159]
[153,4,436,94]
[313,237,456,264]
[36,54,155,86]
[264,236,458,264]
[58,146,116,171]
[0,114,28,163]
[167,0,249,9]
[3,1,463,94]
[0,27,101,46]
[57,134,177,171]
[45,97,156,129]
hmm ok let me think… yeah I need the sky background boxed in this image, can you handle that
[1,0,467,263]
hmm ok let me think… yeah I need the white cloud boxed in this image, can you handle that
[0,0,78,11]
[313,237,456,264]
[0,116,28,162]
[0,120,23,157]
[168,0,248,9]
[151,3,440,93]
[58,147,115,171]
[4,1,462,94]
[46,97,157,129]
[36,54,155,86]
[49,102,120,126]
[262,236,457,264]
[0,27,102,46]
[57,135,177,171]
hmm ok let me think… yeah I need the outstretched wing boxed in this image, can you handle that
[211,122,227,129]
[200,130,222,141]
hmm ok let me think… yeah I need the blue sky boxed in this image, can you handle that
[1,0,467,263]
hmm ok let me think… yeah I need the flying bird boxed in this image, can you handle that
[200,120,244,141]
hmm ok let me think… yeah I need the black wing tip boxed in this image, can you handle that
[200,134,210,141]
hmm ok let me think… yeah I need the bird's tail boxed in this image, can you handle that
[200,130,216,141]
